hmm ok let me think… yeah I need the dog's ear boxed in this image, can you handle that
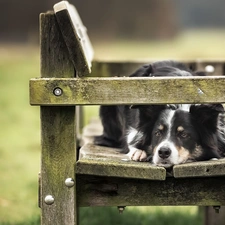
[190,104,224,131]
[129,64,153,77]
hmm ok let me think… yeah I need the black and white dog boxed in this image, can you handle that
[94,61,225,168]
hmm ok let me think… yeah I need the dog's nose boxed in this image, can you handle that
[158,147,171,159]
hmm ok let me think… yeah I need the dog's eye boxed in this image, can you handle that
[155,130,162,137]
[178,131,189,138]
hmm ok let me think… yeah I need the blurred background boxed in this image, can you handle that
[1,0,225,224]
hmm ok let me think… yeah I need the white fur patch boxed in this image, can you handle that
[127,127,138,144]
[126,127,146,161]
[153,141,179,165]
[127,127,144,145]
[152,110,180,166]
[180,104,190,112]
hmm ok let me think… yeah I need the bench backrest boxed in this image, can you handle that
[54,1,94,76]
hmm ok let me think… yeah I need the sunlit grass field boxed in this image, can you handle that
[1,29,225,224]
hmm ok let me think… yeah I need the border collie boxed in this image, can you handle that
[94,61,225,168]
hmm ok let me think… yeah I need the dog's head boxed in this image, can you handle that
[147,104,224,168]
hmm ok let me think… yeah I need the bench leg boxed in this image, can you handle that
[39,12,78,225]
[40,107,77,225]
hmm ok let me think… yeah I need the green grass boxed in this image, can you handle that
[93,29,225,60]
[1,29,225,224]
[0,45,40,224]
[79,206,202,225]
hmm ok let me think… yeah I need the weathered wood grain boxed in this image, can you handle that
[30,76,225,105]
[173,159,225,178]
[77,175,225,207]
[40,12,77,225]
[77,144,166,180]
[54,1,93,76]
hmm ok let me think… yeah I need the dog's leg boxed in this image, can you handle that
[94,106,124,148]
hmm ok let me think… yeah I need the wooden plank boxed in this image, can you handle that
[39,12,77,225]
[77,175,225,207]
[77,144,166,180]
[54,1,93,76]
[30,76,225,105]
[173,159,225,178]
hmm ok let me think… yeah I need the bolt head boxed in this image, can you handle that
[44,195,54,205]
[65,178,75,187]
[53,87,63,96]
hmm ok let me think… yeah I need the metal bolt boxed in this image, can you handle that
[53,87,63,96]
[65,178,75,188]
[205,65,215,73]
[118,206,126,214]
[44,195,54,205]
[213,206,220,214]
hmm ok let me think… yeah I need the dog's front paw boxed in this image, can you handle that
[127,147,147,162]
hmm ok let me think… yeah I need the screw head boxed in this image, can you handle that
[53,87,63,96]
[65,178,75,187]
[44,195,54,205]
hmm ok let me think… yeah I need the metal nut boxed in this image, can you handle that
[44,195,54,205]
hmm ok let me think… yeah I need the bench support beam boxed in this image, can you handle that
[77,175,225,207]
[30,76,225,105]
[40,12,77,225]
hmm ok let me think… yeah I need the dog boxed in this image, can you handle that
[94,61,225,168]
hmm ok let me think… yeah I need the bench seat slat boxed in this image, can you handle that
[30,76,225,105]
[77,144,166,180]
[173,159,225,178]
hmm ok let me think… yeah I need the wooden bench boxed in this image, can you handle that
[29,1,225,224]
